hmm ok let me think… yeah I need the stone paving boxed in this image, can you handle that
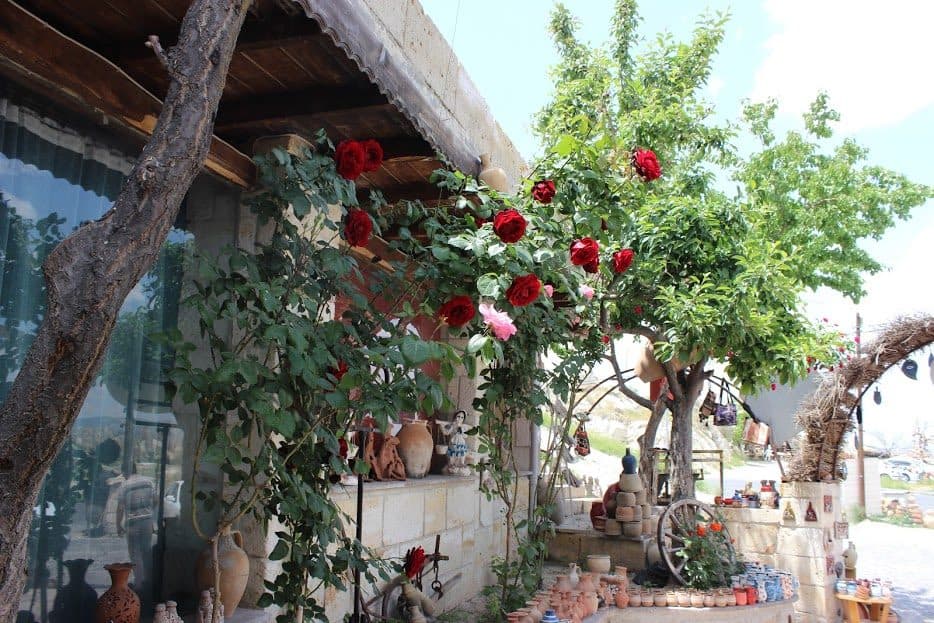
[849,519,934,622]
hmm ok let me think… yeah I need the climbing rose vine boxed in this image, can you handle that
[493,208,528,243]
[506,274,542,307]
[344,208,373,247]
[632,148,662,181]
[531,179,557,204]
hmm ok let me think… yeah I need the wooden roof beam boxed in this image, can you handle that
[0,0,254,188]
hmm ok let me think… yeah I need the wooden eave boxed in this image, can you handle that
[0,0,464,204]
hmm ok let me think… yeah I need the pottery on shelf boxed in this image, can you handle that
[196,527,250,616]
[604,518,622,535]
[618,473,642,493]
[616,492,636,507]
[51,558,97,623]
[395,419,434,478]
[95,563,140,623]
[622,520,642,537]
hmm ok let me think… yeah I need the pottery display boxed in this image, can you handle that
[615,590,630,608]
[615,506,634,521]
[622,520,642,537]
[51,558,97,623]
[95,563,140,623]
[653,590,667,607]
[586,554,611,574]
[605,518,622,535]
[196,528,250,616]
[616,492,636,507]
[395,419,434,478]
[618,473,642,492]
[622,448,637,474]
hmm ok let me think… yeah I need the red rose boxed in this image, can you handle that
[361,139,383,172]
[632,148,662,181]
[493,209,527,243]
[612,248,634,274]
[474,215,487,228]
[506,274,542,307]
[404,546,426,579]
[334,140,366,180]
[438,295,476,327]
[344,209,373,247]
[602,335,610,344]
[330,360,349,383]
[570,237,599,266]
[338,438,349,459]
[634,305,643,315]
[696,524,707,537]
[531,179,556,204]
[583,259,599,274]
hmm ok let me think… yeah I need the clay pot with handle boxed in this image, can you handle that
[196,527,250,616]
[395,418,434,478]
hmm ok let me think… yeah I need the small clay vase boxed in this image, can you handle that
[478,154,509,192]
[577,572,595,593]
[615,589,629,608]
[555,574,572,593]
[654,590,668,607]
[395,419,434,478]
[629,591,642,607]
[690,591,705,608]
[677,590,691,607]
[733,587,747,606]
[95,563,140,623]
[196,527,250,616]
[703,591,715,607]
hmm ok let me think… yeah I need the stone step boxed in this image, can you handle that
[546,512,657,571]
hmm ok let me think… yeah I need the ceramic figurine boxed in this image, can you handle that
[805,501,818,522]
[568,563,580,588]
[843,542,858,575]
[165,601,181,623]
[783,501,796,522]
[153,604,167,623]
[439,410,471,476]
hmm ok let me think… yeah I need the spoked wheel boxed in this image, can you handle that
[656,498,736,585]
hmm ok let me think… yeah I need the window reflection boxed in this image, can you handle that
[1,101,189,623]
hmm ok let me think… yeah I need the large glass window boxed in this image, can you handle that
[1,97,192,623]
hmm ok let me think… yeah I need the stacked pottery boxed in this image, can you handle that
[617,448,649,537]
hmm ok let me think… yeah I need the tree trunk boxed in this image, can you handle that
[637,396,668,492]
[0,1,251,617]
[668,397,694,500]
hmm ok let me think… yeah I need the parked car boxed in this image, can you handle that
[880,459,920,483]
[163,480,183,519]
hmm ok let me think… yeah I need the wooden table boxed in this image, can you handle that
[836,593,892,622]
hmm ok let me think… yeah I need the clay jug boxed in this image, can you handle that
[577,572,595,593]
[478,154,509,193]
[568,563,580,587]
[95,563,140,623]
[615,589,629,608]
[622,448,637,474]
[196,527,250,616]
[555,574,572,593]
[395,419,434,478]
[52,558,97,623]
[525,600,543,622]
[584,591,599,615]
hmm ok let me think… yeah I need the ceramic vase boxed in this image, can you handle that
[568,563,580,587]
[395,419,434,478]
[622,447,637,474]
[478,154,509,192]
[196,527,250,616]
[52,558,97,623]
[690,591,704,608]
[586,554,611,574]
[615,589,629,608]
[95,563,140,623]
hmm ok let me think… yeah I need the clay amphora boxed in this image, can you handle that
[196,527,250,616]
[615,589,629,608]
[395,419,434,478]
[577,572,595,593]
[555,574,572,592]
[95,563,140,623]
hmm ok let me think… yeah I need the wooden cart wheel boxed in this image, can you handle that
[656,498,736,585]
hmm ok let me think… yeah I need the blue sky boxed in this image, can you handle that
[422,0,934,450]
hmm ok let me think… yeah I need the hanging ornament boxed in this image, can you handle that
[873,386,882,405]
[574,420,591,456]
[783,501,797,522]
[805,501,818,522]
[901,358,918,380]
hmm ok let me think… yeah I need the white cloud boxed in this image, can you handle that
[707,75,725,99]
[751,0,934,132]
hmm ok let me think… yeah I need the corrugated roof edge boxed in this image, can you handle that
[292,0,528,189]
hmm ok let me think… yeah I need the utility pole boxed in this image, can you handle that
[855,312,866,512]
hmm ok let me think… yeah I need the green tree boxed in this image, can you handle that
[533,0,931,499]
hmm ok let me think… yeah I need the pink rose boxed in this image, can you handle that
[543,284,554,298]
[579,285,595,301]
[479,303,517,341]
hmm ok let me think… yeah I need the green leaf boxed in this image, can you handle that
[467,334,490,354]
[401,339,433,366]
[477,273,501,298]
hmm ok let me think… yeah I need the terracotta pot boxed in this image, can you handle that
[196,528,250,616]
[622,520,642,537]
[634,490,647,505]
[478,154,509,192]
[578,573,596,593]
[666,591,678,607]
[605,518,622,535]
[53,559,97,623]
[614,565,628,577]
[629,591,642,607]
[618,473,642,492]
[584,591,599,615]
[586,554,611,574]
[525,600,543,622]
[715,591,728,607]
[616,506,635,522]
[615,590,629,608]
[95,563,140,623]
[555,574,572,593]
[703,592,715,607]
[616,492,636,507]
[745,585,757,605]
[641,590,653,607]
[654,590,668,607]
[631,505,643,521]
[733,587,747,606]
[677,591,691,607]
[396,419,434,478]
[690,591,705,608]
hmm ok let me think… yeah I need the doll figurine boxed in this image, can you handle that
[439,410,471,476]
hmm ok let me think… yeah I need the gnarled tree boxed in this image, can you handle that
[0,1,251,615]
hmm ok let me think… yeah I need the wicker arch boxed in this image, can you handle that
[788,314,934,482]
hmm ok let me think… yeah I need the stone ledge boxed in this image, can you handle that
[331,473,479,493]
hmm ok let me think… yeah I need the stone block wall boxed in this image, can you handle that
[778,481,845,623]
[324,475,516,619]
[719,507,780,568]
[841,457,881,517]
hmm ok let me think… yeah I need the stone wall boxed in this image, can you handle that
[841,457,881,517]
[719,507,780,568]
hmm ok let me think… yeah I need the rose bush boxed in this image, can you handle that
[361,139,383,172]
[531,179,556,204]
[334,139,366,180]
[438,295,476,327]
[632,148,662,181]
[612,248,634,274]
[570,237,599,266]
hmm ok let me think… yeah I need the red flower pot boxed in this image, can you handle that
[745,586,757,605]
[733,587,747,606]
